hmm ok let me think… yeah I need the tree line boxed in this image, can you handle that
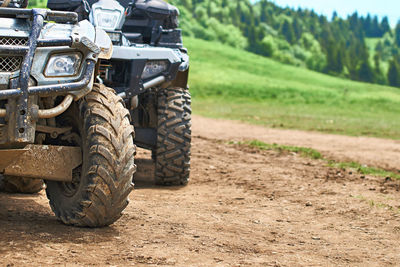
[170,0,400,87]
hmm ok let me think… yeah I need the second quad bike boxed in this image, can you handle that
[47,0,192,186]
[0,0,136,227]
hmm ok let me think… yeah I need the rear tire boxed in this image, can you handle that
[155,87,191,186]
[45,84,136,227]
[0,176,43,194]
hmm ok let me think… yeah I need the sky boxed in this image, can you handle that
[271,0,400,26]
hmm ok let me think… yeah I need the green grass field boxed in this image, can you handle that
[185,37,400,139]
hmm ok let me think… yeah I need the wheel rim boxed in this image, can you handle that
[59,166,82,197]
[55,109,83,197]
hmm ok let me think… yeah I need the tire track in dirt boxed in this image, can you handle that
[0,116,400,266]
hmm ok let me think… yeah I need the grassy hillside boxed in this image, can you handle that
[186,37,400,139]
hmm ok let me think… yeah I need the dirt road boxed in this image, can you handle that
[192,115,400,171]
[1,115,400,266]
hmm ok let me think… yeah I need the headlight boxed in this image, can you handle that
[44,53,82,77]
[89,0,125,31]
[95,9,122,31]
[142,61,169,80]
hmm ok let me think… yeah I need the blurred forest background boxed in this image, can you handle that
[169,0,400,87]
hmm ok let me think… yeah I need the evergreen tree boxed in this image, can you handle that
[260,0,268,23]
[280,19,296,44]
[388,59,400,87]
[374,54,381,72]
[292,17,302,40]
[357,60,374,83]
[364,14,372,36]
[373,53,386,84]
[325,40,343,74]
[380,17,391,36]
[395,22,400,47]
[332,11,338,21]
[371,16,381,37]
[375,41,384,54]
[349,12,359,31]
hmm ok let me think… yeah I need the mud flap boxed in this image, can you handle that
[0,145,82,182]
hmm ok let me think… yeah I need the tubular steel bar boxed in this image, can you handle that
[37,38,73,47]
[13,8,45,142]
[0,45,29,55]
[117,75,166,99]
[0,7,78,23]
[46,10,78,23]
[38,94,73,119]
[143,76,166,90]
[0,60,95,100]
[0,89,22,99]
[0,7,31,16]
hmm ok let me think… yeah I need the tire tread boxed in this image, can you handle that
[46,84,136,227]
[155,87,191,186]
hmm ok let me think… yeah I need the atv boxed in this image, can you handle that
[47,0,192,186]
[0,0,136,227]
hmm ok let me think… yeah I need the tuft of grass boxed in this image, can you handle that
[231,139,400,180]
[352,195,400,212]
[231,140,322,159]
[328,161,400,180]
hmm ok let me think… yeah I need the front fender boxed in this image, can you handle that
[95,27,113,59]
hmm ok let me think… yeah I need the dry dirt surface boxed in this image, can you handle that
[1,115,400,266]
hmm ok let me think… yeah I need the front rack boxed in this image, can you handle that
[0,7,78,23]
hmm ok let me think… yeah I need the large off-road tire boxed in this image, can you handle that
[45,84,136,227]
[0,176,43,194]
[155,87,191,186]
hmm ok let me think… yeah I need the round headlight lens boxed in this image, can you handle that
[44,53,82,77]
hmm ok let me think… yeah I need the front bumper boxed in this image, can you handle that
[111,45,188,97]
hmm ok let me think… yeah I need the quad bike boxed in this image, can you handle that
[0,0,136,227]
[48,0,192,186]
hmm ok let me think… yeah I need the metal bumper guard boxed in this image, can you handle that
[0,8,95,144]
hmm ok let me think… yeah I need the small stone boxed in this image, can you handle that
[312,236,321,240]
[305,202,312,207]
